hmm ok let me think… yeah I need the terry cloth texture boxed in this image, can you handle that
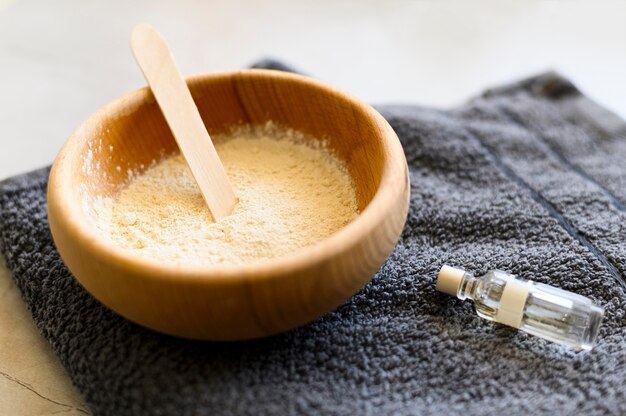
[1,62,626,416]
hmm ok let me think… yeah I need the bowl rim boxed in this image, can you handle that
[48,68,408,284]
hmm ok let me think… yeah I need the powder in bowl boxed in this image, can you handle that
[92,125,359,266]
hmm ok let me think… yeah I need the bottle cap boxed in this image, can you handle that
[436,265,466,297]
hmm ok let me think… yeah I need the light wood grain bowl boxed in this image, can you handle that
[48,69,410,341]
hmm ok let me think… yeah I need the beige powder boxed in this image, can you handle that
[93,128,359,266]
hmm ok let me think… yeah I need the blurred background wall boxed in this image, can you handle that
[1,0,625,179]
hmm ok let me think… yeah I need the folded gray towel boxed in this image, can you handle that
[1,62,625,415]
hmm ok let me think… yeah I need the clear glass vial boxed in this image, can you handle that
[436,265,604,351]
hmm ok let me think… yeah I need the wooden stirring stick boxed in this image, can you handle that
[130,24,238,220]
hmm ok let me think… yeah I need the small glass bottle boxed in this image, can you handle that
[436,265,604,351]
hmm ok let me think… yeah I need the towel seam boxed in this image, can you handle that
[496,104,626,214]
[462,124,626,291]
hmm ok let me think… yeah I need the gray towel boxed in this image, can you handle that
[1,61,625,415]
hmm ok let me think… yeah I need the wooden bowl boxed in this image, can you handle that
[48,69,410,340]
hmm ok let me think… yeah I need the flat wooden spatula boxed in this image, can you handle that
[130,24,238,221]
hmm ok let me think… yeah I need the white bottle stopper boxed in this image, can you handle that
[436,265,466,296]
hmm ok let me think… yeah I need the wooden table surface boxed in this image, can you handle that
[0,258,88,414]
[1,0,625,414]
